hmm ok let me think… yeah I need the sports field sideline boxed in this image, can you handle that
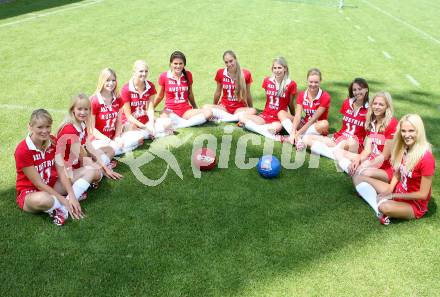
[1,0,439,296]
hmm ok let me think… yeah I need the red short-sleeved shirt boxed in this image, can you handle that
[259,77,297,123]
[57,122,87,169]
[215,68,252,113]
[333,98,368,145]
[367,117,398,170]
[296,88,331,124]
[120,79,157,125]
[158,70,193,114]
[91,93,122,140]
[394,150,436,217]
[15,136,58,197]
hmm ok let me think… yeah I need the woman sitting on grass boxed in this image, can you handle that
[239,57,297,140]
[353,114,435,225]
[14,109,91,226]
[203,50,256,122]
[57,94,122,189]
[335,91,398,182]
[154,51,212,129]
[120,60,173,139]
[90,68,144,161]
[278,68,331,148]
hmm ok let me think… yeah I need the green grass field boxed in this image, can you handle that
[1,0,439,296]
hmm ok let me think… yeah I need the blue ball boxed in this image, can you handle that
[257,155,281,178]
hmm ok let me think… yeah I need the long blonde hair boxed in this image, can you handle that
[365,91,394,132]
[223,50,247,102]
[272,57,290,98]
[58,94,92,135]
[391,114,431,172]
[95,68,119,97]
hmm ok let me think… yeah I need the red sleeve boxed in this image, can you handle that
[148,81,157,96]
[243,69,253,84]
[215,69,223,83]
[296,91,305,105]
[90,96,99,116]
[339,99,348,114]
[186,71,193,86]
[319,92,331,109]
[420,151,435,176]
[288,80,297,98]
[57,124,77,138]
[384,117,398,140]
[261,77,268,89]
[158,72,166,87]
[120,84,130,104]
[15,142,34,170]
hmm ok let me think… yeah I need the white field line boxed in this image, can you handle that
[405,74,420,87]
[0,104,64,114]
[354,25,361,30]
[361,0,440,46]
[382,51,392,59]
[368,36,375,42]
[0,0,103,28]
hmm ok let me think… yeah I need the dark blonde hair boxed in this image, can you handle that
[223,50,247,101]
[58,94,92,135]
[29,109,53,126]
[365,91,394,133]
[95,68,119,97]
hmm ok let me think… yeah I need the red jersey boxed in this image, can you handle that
[333,98,368,145]
[394,150,435,216]
[15,136,58,196]
[120,79,157,125]
[91,93,122,140]
[57,122,87,169]
[367,117,398,170]
[259,77,297,123]
[158,70,193,113]
[296,88,331,124]
[215,68,252,113]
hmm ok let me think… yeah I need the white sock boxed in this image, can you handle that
[338,157,351,174]
[212,108,242,122]
[100,154,111,166]
[304,124,319,136]
[45,196,63,213]
[245,121,277,140]
[71,178,90,201]
[121,131,143,150]
[186,113,207,127]
[169,113,191,129]
[310,141,335,160]
[355,182,379,216]
[281,119,293,135]
[109,141,124,156]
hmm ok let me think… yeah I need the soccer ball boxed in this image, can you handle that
[193,148,217,171]
[257,155,281,178]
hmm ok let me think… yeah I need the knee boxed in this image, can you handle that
[277,110,287,120]
[238,114,248,123]
[246,107,257,115]
[273,122,282,132]
[378,201,392,215]
[203,109,213,119]
[316,120,329,134]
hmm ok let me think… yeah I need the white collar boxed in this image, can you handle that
[128,78,151,96]
[269,77,292,91]
[25,134,52,152]
[73,121,86,133]
[304,88,323,102]
[97,92,116,105]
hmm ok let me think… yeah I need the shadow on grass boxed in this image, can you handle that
[0,129,437,297]
[0,0,86,20]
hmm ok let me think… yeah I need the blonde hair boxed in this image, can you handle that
[365,91,394,133]
[133,60,149,77]
[223,50,247,102]
[29,109,53,127]
[58,94,92,135]
[391,114,431,172]
[95,68,119,97]
[272,57,290,98]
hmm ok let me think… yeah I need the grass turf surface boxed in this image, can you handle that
[0,0,439,296]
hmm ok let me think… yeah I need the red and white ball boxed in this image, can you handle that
[193,148,217,171]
